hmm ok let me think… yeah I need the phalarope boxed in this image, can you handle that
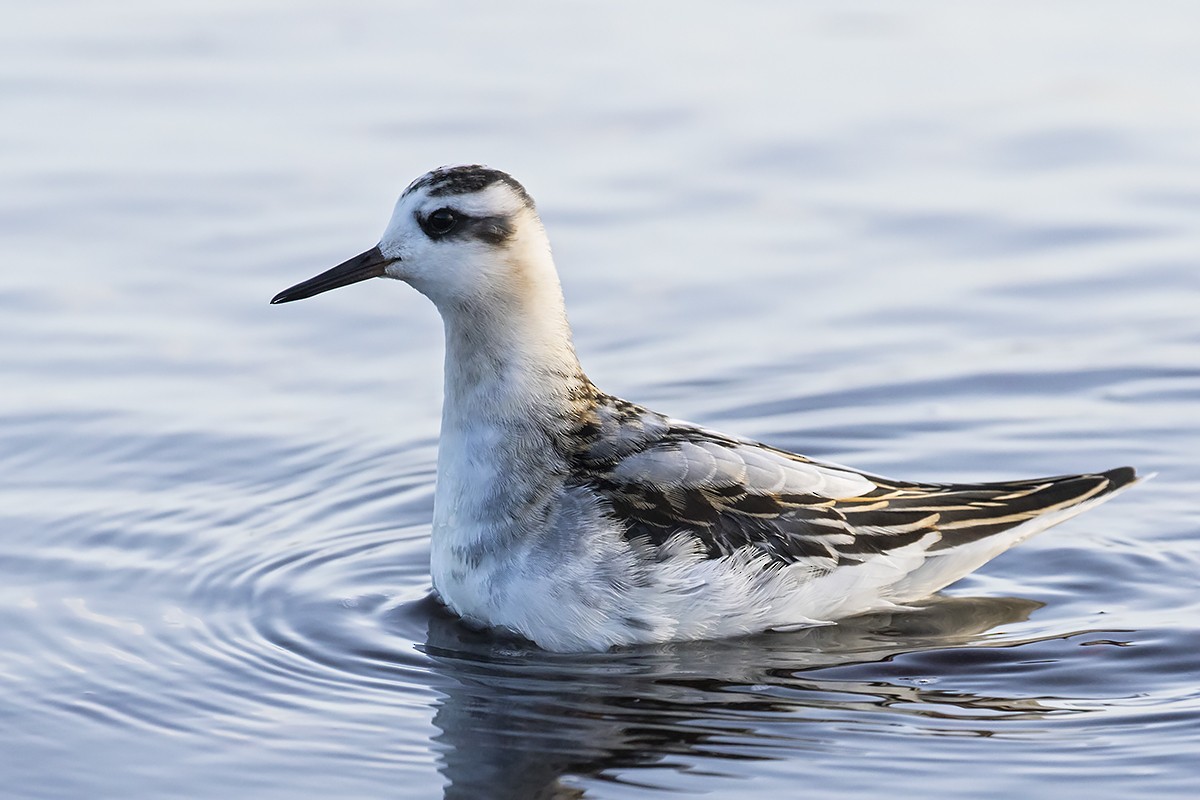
[272,165,1140,652]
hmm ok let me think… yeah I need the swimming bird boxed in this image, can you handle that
[271,165,1139,653]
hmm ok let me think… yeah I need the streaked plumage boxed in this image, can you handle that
[271,165,1140,652]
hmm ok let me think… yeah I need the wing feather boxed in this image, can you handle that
[574,398,1137,568]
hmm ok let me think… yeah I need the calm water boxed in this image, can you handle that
[2,3,1198,798]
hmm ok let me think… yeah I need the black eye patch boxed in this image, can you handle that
[417,209,515,245]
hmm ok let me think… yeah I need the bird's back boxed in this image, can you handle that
[566,390,1138,634]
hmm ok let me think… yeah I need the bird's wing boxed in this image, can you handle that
[583,415,1134,570]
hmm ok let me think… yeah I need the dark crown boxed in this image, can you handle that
[404,165,535,209]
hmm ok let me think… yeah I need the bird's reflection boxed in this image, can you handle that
[418,594,1062,799]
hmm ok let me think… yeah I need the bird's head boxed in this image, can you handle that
[271,165,552,310]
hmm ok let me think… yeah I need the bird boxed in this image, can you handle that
[271,164,1140,653]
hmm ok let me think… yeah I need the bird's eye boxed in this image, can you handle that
[424,208,459,236]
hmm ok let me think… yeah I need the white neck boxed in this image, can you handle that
[428,234,588,563]
[437,247,583,431]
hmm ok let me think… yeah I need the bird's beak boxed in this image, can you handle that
[270,246,392,304]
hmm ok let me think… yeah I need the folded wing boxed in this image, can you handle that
[582,413,1136,572]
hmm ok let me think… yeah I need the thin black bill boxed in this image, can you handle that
[270,246,392,304]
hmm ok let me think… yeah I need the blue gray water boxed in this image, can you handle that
[2,2,1198,798]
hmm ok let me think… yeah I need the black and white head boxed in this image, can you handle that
[271,165,554,310]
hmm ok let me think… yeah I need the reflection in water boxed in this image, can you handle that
[420,595,1053,799]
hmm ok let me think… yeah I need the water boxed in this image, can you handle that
[2,2,1198,797]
